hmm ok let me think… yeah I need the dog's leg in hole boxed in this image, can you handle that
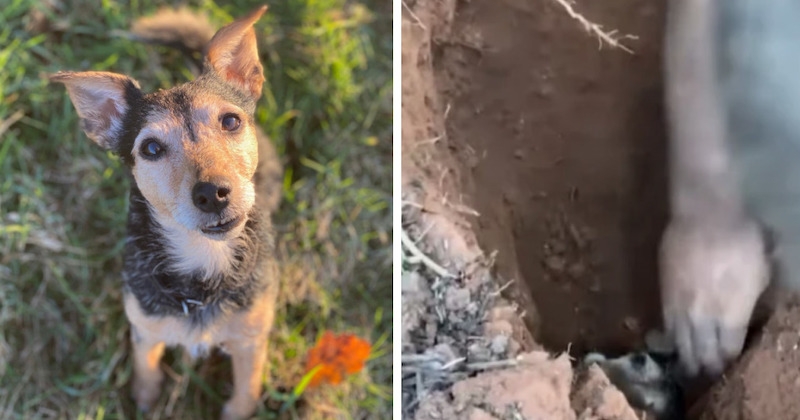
[222,339,268,420]
[131,332,166,412]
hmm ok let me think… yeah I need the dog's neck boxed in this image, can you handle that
[122,185,272,325]
[154,212,242,280]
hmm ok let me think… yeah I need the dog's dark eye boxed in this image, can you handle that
[221,114,241,132]
[140,139,165,160]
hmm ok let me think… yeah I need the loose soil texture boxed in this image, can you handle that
[402,0,800,419]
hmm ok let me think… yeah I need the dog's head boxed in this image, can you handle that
[52,6,267,242]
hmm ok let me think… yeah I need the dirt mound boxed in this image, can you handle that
[414,351,640,420]
[700,298,800,420]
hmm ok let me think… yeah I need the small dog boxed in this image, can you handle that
[51,6,282,419]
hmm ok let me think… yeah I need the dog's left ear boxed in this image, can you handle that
[205,5,267,101]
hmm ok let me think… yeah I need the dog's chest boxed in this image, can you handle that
[124,289,273,357]
[125,293,233,352]
[181,331,228,359]
[122,196,269,323]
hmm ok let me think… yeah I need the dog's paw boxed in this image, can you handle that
[220,397,258,420]
[131,373,164,412]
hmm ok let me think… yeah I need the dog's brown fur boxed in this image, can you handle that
[51,6,279,419]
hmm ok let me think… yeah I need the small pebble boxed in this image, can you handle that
[490,335,509,356]
[427,343,458,365]
[544,255,566,272]
[402,271,423,293]
[468,342,492,363]
[485,320,514,337]
[445,287,471,311]
[567,262,586,278]
[466,301,479,316]
[623,316,640,332]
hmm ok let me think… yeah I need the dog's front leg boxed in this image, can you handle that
[221,338,268,420]
[130,325,166,411]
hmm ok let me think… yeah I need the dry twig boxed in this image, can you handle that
[402,1,427,31]
[402,229,455,278]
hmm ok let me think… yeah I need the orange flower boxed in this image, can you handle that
[304,331,371,387]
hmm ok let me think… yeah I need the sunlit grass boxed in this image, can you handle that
[0,0,391,418]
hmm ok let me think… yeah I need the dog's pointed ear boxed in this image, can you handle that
[50,71,141,150]
[205,5,267,101]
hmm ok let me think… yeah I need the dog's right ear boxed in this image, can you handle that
[50,71,142,150]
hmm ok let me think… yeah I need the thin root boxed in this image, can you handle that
[552,0,638,54]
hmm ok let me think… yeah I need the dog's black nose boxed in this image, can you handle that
[192,181,231,213]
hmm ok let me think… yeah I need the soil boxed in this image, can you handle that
[414,352,640,420]
[432,0,669,355]
[403,1,800,419]
[699,297,800,420]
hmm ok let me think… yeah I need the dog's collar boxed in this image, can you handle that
[145,271,213,316]
[181,298,205,315]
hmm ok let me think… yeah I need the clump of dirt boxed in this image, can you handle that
[699,297,800,420]
[573,364,642,420]
[415,351,641,420]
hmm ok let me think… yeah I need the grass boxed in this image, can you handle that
[0,0,392,418]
